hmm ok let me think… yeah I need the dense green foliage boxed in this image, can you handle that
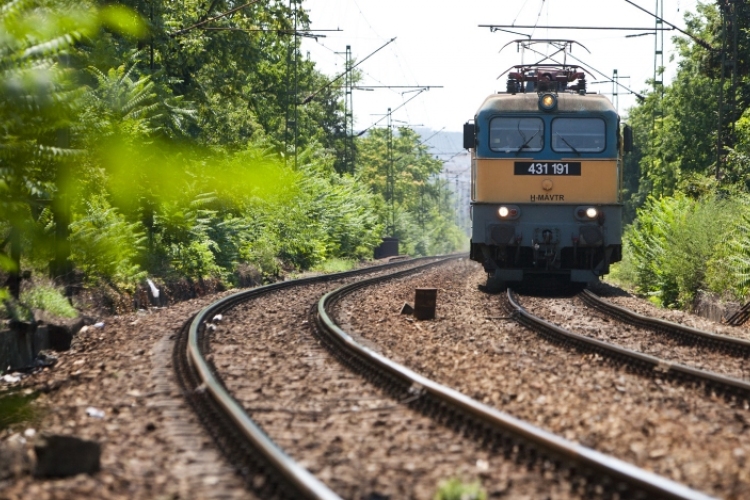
[0,0,464,308]
[618,1,750,307]
[358,127,467,256]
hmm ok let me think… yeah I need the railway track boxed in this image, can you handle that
[172,256,457,498]
[579,289,750,358]
[173,257,719,499]
[509,290,750,402]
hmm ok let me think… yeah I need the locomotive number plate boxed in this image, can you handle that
[514,161,581,176]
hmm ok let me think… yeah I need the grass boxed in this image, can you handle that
[433,478,487,500]
[20,283,78,318]
[0,389,39,432]
[311,258,358,274]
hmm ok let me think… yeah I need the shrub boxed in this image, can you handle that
[20,283,77,318]
[706,194,750,300]
[69,198,147,292]
[621,193,738,307]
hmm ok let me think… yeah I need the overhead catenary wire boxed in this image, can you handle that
[302,37,396,104]
[355,87,432,137]
[483,24,677,31]
[622,0,714,51]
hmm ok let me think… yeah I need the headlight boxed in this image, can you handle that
[576,207,599,219]
[539,93,557,111]
[497,206,519,219]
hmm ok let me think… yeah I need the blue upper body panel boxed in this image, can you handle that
[474,92,620,160]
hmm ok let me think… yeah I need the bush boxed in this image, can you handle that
[20,283,77,318]
[69,198,147,292]
[620,192,739,308]
[706,194,750,300]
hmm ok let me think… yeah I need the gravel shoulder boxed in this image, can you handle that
[1,292,252,500]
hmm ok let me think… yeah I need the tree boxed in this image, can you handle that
[356,126,465,255]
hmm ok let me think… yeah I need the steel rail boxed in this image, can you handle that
[508,290,750,400]
[580,289,750,356]
[183,255,453,500]
[313,264,714,499]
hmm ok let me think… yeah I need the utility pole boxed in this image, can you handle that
[654,0,664,91]
[344,45,354,174]
[364,89,442,237]
[716,0,740,179]
[455,175,460,227]
[654,0,665,195]
[355,87,439,137]
[293,1,299,169]
[284,0,299,168]
[387,107,395,235]
[609,70,630,115]
[613,69,618,113]
[717,5,727,178]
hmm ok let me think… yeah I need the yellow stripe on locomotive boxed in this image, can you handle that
[473,159,620,204]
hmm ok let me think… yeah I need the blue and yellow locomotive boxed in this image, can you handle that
[464,53,632,289]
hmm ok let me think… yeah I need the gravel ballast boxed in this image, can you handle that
[333,260,750,499]
[3,258,749,499]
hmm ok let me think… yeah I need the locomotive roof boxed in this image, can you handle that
[476,92,616,115]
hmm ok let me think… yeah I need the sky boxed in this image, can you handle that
[300,0,702,135]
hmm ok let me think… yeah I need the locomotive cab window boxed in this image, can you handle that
[489,117,544,153]
[551,117,605,153]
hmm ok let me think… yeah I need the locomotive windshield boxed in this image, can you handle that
[551,118,605,153]
[489,117,543,153]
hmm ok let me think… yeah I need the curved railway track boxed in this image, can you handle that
[579,289,750,357]
[173,256,452,498]
[173,257,718,500]
[508,290,750,402]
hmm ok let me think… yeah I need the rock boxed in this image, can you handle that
[0,434,31,480]
[33,435,101,478]
[85,406,105,419]
[33,310,85,352]
[0,321,35,371]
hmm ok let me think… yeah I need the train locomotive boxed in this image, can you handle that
[464,42,632,290]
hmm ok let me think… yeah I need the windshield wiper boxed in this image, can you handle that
[557,134,581,156]
[514,131,540,156]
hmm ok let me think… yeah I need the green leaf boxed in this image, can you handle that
[98,5,148,39]
[0,253,18,272]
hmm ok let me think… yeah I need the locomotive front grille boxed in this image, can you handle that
[579,225,604,246]
[489,224,516,246]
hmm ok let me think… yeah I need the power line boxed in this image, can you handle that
[355,87,437,137]
[482,24,677,32]
[302,37,396,104]
[622,0,714,51]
